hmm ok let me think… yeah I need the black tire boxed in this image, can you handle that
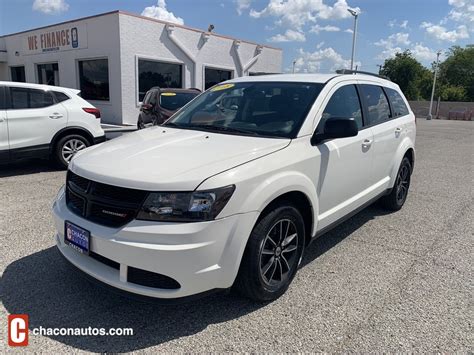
[137,117,145,130]
[380,157,412,211]
[54,134,90,169]
[234,202,305,302]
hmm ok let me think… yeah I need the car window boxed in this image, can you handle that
[385,87,409,117]
[359,85,391,125]
[10,87,54,109]
[318,85,363,133]
[165,82,324,139]
[53,91,70,103]
[160,92,198,111]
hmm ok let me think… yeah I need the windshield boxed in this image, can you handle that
[160,92,199,111]
[164,82,324,138]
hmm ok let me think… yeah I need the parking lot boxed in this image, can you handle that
[0,119,472,352]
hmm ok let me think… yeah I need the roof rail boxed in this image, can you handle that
[335,69,390,81]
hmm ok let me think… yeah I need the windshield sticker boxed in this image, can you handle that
[161,92,177,96]
[211,83,235,92]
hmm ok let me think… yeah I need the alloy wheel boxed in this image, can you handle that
[259,219,299,286]
[62,138,87,163]
[396,163,410,204]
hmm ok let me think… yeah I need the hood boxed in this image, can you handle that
[70,127,289,191]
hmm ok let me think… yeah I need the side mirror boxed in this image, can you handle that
[311,117,358,145]
[141,103,153,111]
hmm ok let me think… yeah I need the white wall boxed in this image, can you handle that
[0,13,123,124]
[118,13,282,125]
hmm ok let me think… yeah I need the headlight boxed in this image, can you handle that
[136,185,235,222]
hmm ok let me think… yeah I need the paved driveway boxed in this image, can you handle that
[0,119,472,352]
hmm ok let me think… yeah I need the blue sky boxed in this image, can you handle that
[1,0,473,73]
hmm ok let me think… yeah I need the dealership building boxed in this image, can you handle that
[0,10,282,125]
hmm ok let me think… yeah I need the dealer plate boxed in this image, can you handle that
[64,221,90,255]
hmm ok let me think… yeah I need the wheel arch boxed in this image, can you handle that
[388,138,415,188]
[50,126,94,154]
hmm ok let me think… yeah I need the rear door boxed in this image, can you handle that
[0,86,9,163]
[6,86,68,154]
[358,84,405,185]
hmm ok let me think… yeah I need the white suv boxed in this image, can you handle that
[52,73,416,302]
[0,81,105,168]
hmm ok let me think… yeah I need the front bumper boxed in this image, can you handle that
[52,188,259,299]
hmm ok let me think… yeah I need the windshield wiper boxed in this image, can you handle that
[196,125,259,136]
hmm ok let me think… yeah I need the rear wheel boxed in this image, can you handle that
[137,117,145,130]
[234,203,305,302]
[54,134,90,169]
[380,157,412,210]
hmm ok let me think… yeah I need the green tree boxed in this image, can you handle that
[437,46,474,101]
[380,50,431,100]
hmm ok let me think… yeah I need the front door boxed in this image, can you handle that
[313,84,375,230]
[6,86,67,157]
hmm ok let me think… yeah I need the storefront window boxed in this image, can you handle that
[138,59,182,102]
[78,59,110,101]
[37,63,59,86]
[204,68,232,90]
[10,66,26,82]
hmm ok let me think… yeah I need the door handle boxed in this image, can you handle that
[49,113,63,119]
[0,118,4,123]
[395,127,403,133]
[362,139,373,148]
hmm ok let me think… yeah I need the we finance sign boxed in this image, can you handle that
[23,23,87,55]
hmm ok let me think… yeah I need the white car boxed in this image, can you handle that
[0,81,105,168]
[52,72,416,302]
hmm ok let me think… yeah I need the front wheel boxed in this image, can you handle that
[380,157,412,211]
[234,203,305,302]
[54,134,90,169]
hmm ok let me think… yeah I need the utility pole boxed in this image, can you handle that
[377,64,382,74]
[292,60,296,74]
[347,9,359,70]
[428,50,441,120]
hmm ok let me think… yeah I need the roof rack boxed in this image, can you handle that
[335,69,390,81]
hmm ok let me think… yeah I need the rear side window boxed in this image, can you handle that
[160,92,198,111]
[359,85,391,126]
[385,88,409,117]
[53,91,71,103]
[318,84,363,133]
[9,87,54,109]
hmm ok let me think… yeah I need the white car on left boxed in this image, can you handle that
[0,81,105,168]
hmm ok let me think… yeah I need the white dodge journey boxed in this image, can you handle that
[52,72,416,302]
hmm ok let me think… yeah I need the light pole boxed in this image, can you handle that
[292,60,296,73]
[428,50,442,120]
[347,8,358,71]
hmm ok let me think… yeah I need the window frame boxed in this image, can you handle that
[10,66,26,83]
[135,55,185,106]
[357,84,393,128]
[202,64,235,91]
[5,86,56,110]
[77,57,110,102]
[316,83,366,133]
[36,62,60,86]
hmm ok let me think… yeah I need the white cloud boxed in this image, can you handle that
[141,0,184,25]
[32,0,69,14]
[235,0,251,15]
[316,41,325,49]
[389,19,409,29]
[344,28,353,34]
[374,32,411,59]
[310,24,341,34]
[420,22,469,42]
[269,29,306,42]
[290,46,360,73]
[448,0,474,32]
[250,0,360,30]
[411,43,439,62]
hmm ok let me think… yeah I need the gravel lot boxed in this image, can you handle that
[0,119,472,353]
